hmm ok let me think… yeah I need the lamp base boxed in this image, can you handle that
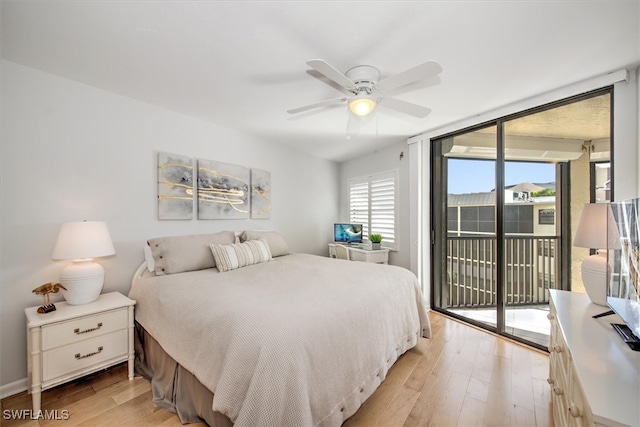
[60,259,104,305]
[581,251,609,306]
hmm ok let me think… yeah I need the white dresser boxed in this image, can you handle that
[548,290,640,427]
[25,292,136,412]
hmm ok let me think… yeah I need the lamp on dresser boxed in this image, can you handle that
[52,220,115,305]
[573,203,619,306]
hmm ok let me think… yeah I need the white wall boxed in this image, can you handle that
[0,60,340,391]
[613,69,639,200]
[637,66,640,193]
[339,140,411,269]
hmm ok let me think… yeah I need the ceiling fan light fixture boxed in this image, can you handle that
[348,93,377,117]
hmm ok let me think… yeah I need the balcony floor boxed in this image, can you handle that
[450,306,551,347]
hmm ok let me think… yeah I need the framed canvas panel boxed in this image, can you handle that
[251,168,271,219]
[197,159,250,219]
[157,152,194,220]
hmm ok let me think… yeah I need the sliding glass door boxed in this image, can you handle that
[431,89,611,349]
[432,125,499,331]
[502,127,561,346]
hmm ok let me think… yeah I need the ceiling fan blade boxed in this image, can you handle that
[287,97,347,114]
[306,59,358,91]
[375,61,442,92]
[379,97,432,118]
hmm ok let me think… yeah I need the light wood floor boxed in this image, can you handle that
[1,312,553,427]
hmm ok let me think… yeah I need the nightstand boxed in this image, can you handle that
[25,291,136,412]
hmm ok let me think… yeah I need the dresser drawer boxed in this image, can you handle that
[552,390,569,427]
[41,308,128,351]
[42,329,128,382]
[567,363,595,427]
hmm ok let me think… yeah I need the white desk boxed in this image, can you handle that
[328,243,389,264]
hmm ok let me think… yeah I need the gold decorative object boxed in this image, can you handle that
[32,282,67,313]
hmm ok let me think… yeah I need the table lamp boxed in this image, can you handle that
[573,203,619,305]
[52,221,115,305]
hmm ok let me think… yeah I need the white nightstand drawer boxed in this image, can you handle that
[41,308,127,351]
[42,329,128,382]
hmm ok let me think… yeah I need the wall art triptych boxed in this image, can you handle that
[157,152,194,220]
[157,152,271,220]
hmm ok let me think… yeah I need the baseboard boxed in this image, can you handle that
[0,378,27,400]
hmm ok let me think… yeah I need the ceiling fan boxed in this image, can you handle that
[287,59,442,118]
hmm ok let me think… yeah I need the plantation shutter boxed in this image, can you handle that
[348,170,398,250]
[349,179,370,237]
[370,173,396,246]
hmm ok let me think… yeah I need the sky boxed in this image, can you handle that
[447,159,556,194]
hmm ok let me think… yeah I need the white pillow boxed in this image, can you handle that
[240,230,290,257]
[210,239,272,272]
[148,231,236,275]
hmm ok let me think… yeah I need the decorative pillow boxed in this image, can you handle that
[210,239,272,272]
[148,231,236,275]
[240,230,290,257]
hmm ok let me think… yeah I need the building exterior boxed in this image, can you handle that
[445,183,557,308]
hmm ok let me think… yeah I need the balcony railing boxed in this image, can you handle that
[445,235,559,309]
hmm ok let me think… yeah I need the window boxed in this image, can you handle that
[539,208,555,225]
[348,170,398,250]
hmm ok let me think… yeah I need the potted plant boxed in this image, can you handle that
[369,233,383,250]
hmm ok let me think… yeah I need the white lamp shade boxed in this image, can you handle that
[52,221,115,260]
[573,203,621,250]
[573,203,607,249]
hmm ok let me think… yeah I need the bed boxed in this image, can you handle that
[128,231,430,426]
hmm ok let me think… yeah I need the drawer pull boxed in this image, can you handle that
[553,386,563,396]
[553,344,563,353]
[547,313,555,320]
[568,404,582,418]
[75,346,103,360]
[74,322,103,335]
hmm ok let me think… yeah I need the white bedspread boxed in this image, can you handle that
[129,253,430,427]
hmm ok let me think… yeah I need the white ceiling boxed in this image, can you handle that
[2,1,639,162]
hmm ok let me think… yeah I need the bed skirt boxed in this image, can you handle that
[134,322,233,426]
